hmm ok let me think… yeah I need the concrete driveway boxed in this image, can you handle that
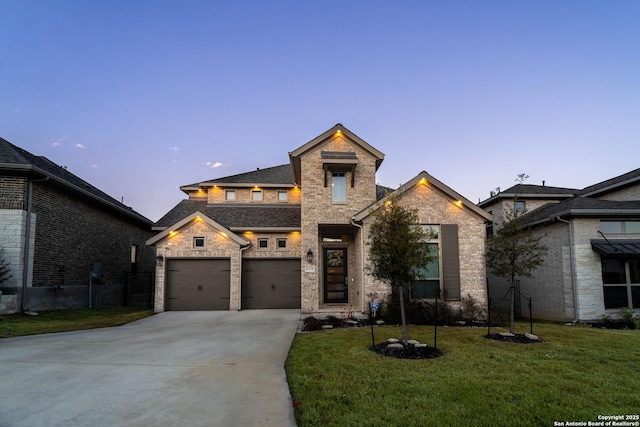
[0,310,301,427]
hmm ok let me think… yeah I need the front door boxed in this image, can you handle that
[324,248,348,303]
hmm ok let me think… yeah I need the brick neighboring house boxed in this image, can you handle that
[0,137,156,314]
[479,169,640,322]
[147,124,492,314]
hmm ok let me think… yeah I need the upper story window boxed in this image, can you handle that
[258,238,269,250]
[193,237,205,249]
[331,173,346,203]
[225,190,236,201]
[276,238,287,249]
[251,189,263,201]
[513,201,525,213]
[600,221,640,234]
[277,190,288,202]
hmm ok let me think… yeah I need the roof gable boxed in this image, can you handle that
[478,184,578,207]
[354,171,493,222]
[288,124,384,185]
[146,211,250,246]
[578,168,640,197]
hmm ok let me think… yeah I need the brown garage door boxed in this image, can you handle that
[242,259,301,309]
[166,259,230,310]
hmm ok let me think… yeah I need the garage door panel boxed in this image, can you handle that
[166,259,230,310]
[242,259,301,309]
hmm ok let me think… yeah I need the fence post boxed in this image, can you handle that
[529,297,533,335]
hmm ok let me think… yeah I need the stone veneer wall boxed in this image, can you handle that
[595,185,640,201]
[299,134,379,313]
[205,186,302,204]
[362,181,489,313]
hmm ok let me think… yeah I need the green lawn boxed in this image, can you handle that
[285,322,640,427]
[0,306,154,338]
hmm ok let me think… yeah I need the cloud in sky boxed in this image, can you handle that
[75,144,86,149]
[204,161,223,168]
[169,146,179,151]
[91,164,99,168]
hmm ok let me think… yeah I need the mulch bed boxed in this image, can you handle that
[371,342,443,359]
[485,333,542,344]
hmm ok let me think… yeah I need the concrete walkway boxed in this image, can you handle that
[0,310,301,427]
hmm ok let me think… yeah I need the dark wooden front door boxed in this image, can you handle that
[324,248,348,303]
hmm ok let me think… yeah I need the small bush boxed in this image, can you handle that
[461,293,487,321]
[301,316,322,331]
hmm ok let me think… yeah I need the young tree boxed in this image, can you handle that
[486,174,548,333]
[368,196,435,346]
[0,247,12,285]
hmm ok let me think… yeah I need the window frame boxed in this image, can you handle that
[251,189,263,202]
[602,256,640,309]
[277,190,288,202]
[331,172,347,203]
[225,189,236,201]
[257,238,269,250]
[193,236,206,250]
[276,238,287,250]
[410,225,442,301]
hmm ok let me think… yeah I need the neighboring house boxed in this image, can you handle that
[479,169,640,322]
[147,124,492,314]
[0,137,156,314]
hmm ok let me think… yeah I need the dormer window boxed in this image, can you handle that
[277,190,288,202]
[225,190,236,201]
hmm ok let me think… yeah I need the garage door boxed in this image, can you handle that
[166,259,230,310]
[242,259,301,309]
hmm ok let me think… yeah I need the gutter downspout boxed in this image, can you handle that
[237,243,251,311]
[350,217,366,314]
[557,217,578,323]
[21,176,49,312]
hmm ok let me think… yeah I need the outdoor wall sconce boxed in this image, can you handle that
[156,254,164,266]
[306,249,313,263]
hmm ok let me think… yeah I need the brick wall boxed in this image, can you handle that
[0,176,27,209]
[30,181,155,289]
[362,181,489,312]
[299,134,379,313]
[152,219,244,311]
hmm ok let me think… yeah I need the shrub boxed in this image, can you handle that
[301,316,322,331]
[0,247,11,285]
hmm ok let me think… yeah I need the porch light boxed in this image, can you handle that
[306,249,314,263]
[156,254,164,266]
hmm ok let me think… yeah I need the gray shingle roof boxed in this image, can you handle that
[156,200,301,229]
[523,197,640,225]
[0,137,152,225]
[198,164,294,186]
[578,168,640,197]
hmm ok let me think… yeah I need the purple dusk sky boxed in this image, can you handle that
[1,1,639,222]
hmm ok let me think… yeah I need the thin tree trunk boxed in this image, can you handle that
[398,286,408,346]
[510,280,515,334]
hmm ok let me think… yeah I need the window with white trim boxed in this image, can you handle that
[251,189,263,201]
[276,238,287,249]
[277,190,288,202]
[225,190,236,201]
[331,173,346,203]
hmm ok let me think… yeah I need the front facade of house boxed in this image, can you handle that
[0,138,156,314]
[148,124,492,314]
[480,170,640,321]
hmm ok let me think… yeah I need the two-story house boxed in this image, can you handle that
[147,124,492,314]
[479,169,640,322]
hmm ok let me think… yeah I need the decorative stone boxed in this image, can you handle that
[407,340,420,345]
[387,338,400,343]
[525,333,539,341]
[346,320,359,325]
[375,320,385,325]
[387,343,404,349]
[321,325,333,330]
[414,343,427,348]
[499,332,515,337]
